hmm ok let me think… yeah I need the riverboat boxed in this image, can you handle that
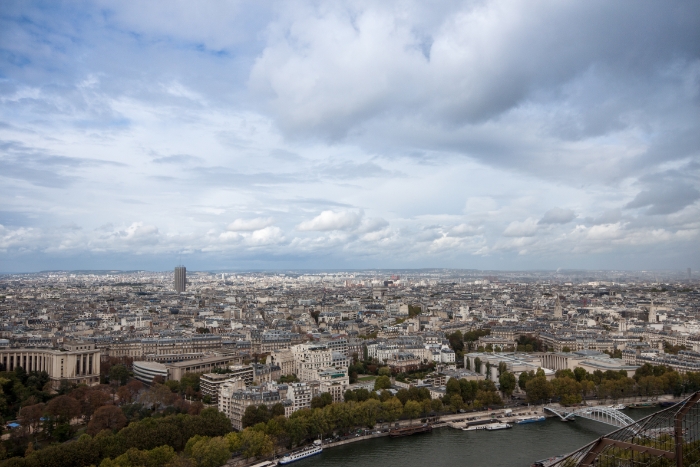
[279,440,322,465]
[628,401,657,408]
[462,419,500,431]
[608,404,626,410]
[516,415,546,424]
[484,423,512,431]
[389,424,432,437]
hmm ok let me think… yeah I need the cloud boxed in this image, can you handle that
[227,217,275,232]
[1,1,700,271]
[503,219,538,237]
[625,183,700,215]
[357,217,389,234]
[248,226,285,246]
[449,223,481,237]
[297,210,363,231]
[152,154,202,164]
[539,208,576,225]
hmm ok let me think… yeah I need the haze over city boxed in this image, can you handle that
[1,1,700,272]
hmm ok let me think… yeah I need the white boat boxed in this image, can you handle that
[608,404,626,410]
[484,423,512,431]
[279,440,322,465]
[516,415,545,424]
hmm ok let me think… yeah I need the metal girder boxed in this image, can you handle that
[675,392,700,467]
[579,437,675,466]
[544,406,638,429]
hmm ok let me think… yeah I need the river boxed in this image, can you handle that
[292,408,660,467]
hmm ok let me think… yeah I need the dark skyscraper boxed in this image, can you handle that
[174,266,186,293]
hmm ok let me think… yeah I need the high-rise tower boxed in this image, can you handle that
[174,266,186,293]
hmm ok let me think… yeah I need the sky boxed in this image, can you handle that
[1,1,699,272]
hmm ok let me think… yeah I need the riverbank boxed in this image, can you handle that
[224,395,684,467]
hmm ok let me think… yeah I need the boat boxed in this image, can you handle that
[516,415,546,424]
[659,401,678,408]
[279,440,322,465]
[462,419,500,431]
[389,424,432,437]
[484,423,512,431]
[628,401,657,408]
[608,404,626,410]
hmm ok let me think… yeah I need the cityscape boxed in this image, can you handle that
[2,1,700,467]
[1,268,699,466]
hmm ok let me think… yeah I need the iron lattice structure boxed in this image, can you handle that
[545,406,639,429]
[550,392,700,467]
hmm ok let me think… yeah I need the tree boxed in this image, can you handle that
[378,367,391,377]
[242,404,271,428]
[109,364,130,386]
[552,377,582,406]
[474,357,482,373]
[497,362,507,376]
[19,402,44,437]
[343,389,357,402]
[498,371,517,398]
[374,375,392,390]
[311,392,333,409]
[88,405,128,435]
[519,370,534,390]
[358,399,381,428]
[180,373,202,396]
[185,435,231,467]
[525,377,553,404]
[270,403,286,417]
[403,400,422,423]
[82,387,112,421]
[380,397,403,422]
[46,394,81,425]
[460,379,478,404]
[446,378,461,397]
[449,394,464,412]
[117,379,144,405]
[142,383,175,411]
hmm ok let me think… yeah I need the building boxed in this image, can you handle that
[287,382,313,411]
[174,266,186,293]
[200,373,243,404]
[0,341,101,388]
[539,350,639,377]
[218,382,283,430]
[165,355,244,381]
[465,352,554,381]
[133,361,168,384]
[292,343,333,381]
[267,349,295,376]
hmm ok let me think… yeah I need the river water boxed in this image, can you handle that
[295,408,660,467]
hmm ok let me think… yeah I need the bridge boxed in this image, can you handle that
[544,405,639,429]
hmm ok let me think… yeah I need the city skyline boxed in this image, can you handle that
[1,1,700,272]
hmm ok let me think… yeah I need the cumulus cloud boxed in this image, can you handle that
[625,183,700,215]
[449,223,481,237]
[227,217,275,232]
[539,208,576,225]
[503,219,538,237]
[297,210,363,231]
[248,226,285,246]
